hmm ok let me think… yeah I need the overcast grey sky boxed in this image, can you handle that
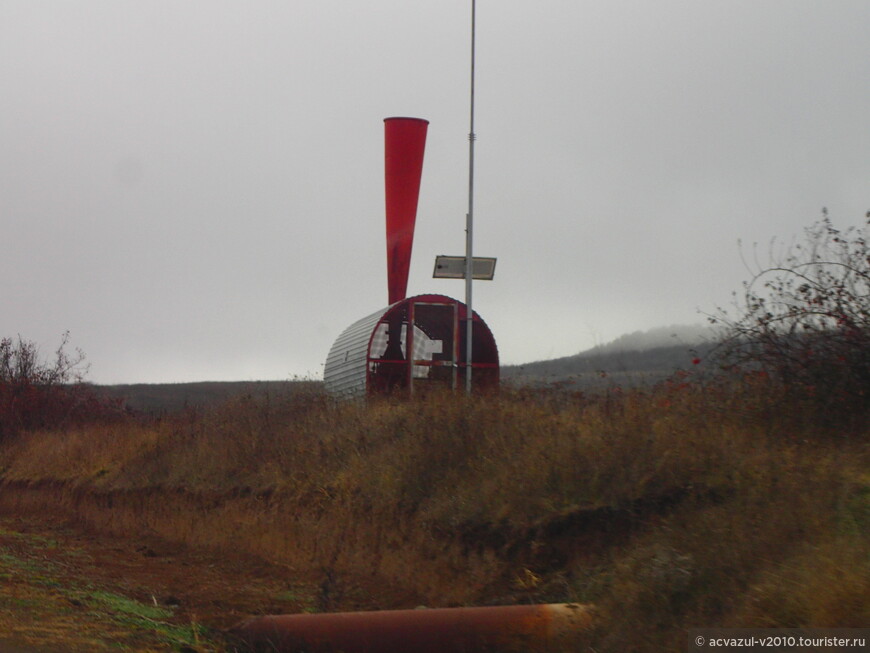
[1,1,868,383]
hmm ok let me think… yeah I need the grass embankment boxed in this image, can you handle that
[0,379,867,651]
[0,520,211,652]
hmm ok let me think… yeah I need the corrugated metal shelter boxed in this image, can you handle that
[324,294,498,400]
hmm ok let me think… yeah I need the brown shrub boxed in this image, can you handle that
[0,379,866,649]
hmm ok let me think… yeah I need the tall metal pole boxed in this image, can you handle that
[465,0,476,394]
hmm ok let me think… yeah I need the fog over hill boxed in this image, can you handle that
[581,324,715,355]
[502,324,718,389]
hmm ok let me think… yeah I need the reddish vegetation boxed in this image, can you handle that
[0,376,867,651]
[0,334,125,440]
[0,215,866,651]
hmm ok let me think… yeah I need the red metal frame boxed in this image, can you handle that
[363,294,498,397]
[408,300,459,394]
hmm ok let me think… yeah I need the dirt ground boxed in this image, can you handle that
[0,512,344,652]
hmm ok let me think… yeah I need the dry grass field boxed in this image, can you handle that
[0,371,867,651]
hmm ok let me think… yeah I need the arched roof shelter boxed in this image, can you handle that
[324,294,498,400]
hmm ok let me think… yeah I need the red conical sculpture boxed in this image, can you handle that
[384,117,429,304]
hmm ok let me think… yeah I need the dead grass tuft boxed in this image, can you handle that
[0,379,866,651]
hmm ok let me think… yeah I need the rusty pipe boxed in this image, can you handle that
[230,602,593,653]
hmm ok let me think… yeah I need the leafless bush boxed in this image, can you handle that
[710,211,869,427]
[0,333,121,439]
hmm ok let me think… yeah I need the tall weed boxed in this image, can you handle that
[0,379,866,650]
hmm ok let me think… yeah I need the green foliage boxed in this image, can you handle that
[0,528,214,652]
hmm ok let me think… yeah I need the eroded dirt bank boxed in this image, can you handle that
[0,483,436,652]
[0,511,323,651]
[0,479,590,613]
[3,388,865,652]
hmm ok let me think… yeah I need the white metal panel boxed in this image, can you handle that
[323,306,389,400]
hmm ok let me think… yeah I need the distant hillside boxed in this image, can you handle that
[97,326,717,408]
[97,380,320,415]
[582,324,714,354]
[503,324,717,389]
